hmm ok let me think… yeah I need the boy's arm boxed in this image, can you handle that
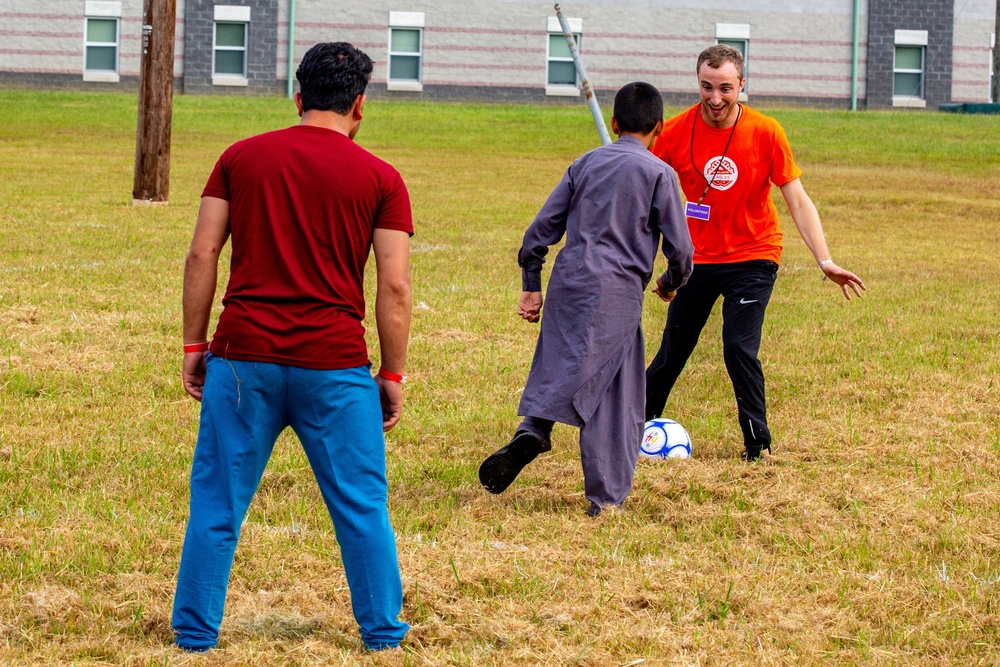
[653,171,694,293]
[518,170,573,293]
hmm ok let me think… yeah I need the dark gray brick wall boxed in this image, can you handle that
[182,0,279,95]
[0,72,184,93]
[867,0,954,109]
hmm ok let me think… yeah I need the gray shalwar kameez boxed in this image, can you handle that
[517,135,694,510]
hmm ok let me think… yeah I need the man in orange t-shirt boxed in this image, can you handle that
[645,45,866,461]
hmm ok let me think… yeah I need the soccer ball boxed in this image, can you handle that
[640,418,692,459]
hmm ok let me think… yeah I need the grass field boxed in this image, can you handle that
[1,90,998,666]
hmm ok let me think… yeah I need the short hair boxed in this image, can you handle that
[612,82,664,134]
[295,42,374,114]
[697,44,745,81]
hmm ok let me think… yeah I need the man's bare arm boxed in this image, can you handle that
[780,178,866,300]
[181,196,230,400]
[372,228,412,431]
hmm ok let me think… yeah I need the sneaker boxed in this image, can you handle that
[478,430,551,494]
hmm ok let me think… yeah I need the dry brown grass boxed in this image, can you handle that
[1,92,999,665]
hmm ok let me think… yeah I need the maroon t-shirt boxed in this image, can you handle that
[202,124,413,370]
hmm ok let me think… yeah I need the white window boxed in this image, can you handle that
[716,23,750,98]
[213,5,251,86]
[546,16,582,97]
[84,1,121,83]
[388,12,424,92]
[893,30,928,107]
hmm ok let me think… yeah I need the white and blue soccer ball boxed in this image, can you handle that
[640,418,692,459]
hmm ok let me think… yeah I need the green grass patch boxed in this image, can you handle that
[1,90,999,665]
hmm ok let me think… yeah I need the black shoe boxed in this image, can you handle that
[479,430,551,494]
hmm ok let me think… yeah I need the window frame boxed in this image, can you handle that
[83,1,122,83]
[213,22,248,82]
[387,12,426,92]
[893,46,925,99]
[893,29,929,108]
[546,16,582,97]
[212,5,251,87]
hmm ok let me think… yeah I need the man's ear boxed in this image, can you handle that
[652,118,664,138]
[610,116,620,137]
[352,94,366,120]
[294,92,304,117]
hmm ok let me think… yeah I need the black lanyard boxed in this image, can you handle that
[690,104,742,205]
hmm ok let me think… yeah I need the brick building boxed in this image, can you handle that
[0,0,996,108]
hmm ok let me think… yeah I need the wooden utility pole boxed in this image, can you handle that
[132,0,176,205]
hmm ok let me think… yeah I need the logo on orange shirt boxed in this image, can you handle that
[704,156,739,191]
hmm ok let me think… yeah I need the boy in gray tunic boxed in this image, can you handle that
[478,82,694,516]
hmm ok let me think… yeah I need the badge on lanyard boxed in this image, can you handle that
[686,201,711,221]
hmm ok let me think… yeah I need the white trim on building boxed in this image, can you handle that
[545,16,582,97]
[387,11,425,92]
[212,5,251,87]
[83,1,122,83]
[893,29,928,107]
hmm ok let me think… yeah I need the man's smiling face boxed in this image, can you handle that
[698,61,745,129]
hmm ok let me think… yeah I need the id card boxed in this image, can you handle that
[686,202,711,221]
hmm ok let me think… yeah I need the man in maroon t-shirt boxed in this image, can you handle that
[172,43,412,653]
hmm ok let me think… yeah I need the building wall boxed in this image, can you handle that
[0,0,185,90]
[279,1,868,108]
[867,0,955,108]
[182,0,279,94]
[1,0,994,108]
[951,0,995,102]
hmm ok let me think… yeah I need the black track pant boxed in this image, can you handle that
[645,260,778,457]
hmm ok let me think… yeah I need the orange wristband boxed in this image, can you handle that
[377,368,405,383]
[183,342,210,353]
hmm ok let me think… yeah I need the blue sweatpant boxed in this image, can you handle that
[172,355,409,651]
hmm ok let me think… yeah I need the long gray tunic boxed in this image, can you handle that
[518,136,693,427]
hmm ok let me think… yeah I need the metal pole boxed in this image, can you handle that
[992,0,999,103]
[554,3,611,145]
[851,0,860,111]
[132,0,177,205]
[286,0,296,99]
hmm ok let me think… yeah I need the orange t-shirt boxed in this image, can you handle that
[651,104,802,264]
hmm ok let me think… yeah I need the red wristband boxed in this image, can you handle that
[183,341,210,354]
[377,368,405,383]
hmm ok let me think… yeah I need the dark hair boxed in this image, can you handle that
[295,42,374,114]
[613,82,664,134]
[697,44,745,81]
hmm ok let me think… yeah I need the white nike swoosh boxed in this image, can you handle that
[740,298,758,304]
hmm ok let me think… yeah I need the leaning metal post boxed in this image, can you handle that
[554,3,612,145]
